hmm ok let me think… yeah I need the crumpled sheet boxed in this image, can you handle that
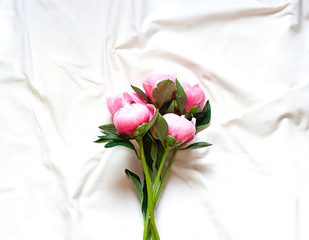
[0,0,308,239]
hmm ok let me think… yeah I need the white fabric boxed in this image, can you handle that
[0,0,308,239]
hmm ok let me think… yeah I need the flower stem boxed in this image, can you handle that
[151,218,160,240]
[155,150,178,206]
[143,211,150,239]
[153,147,170,203]
[138,138,159,240]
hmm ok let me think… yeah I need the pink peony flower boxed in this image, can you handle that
[107,91,146,116]
[123,91,146,105]
[142,74,175,103]
[113,103,156,136]
[163,113,196,144]
[180,81,205,112]
[106,94,130,116]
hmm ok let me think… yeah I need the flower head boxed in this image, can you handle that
[113,103,156,136]
[181,81,205,112]
[106,94,129,116]
[143,74,175,103]
[107,91,146,116]
[163,113,196,144]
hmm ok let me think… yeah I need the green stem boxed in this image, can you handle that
[153,147,170,203]
[144,209,151,239]
[138,138,159,240]
[155,150,178,206]
[151,219,160,240]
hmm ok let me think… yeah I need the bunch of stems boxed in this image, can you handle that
[137,139,177,240]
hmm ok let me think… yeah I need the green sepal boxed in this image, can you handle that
[165,135,176,146]
[105,140,138,158]
[187,105,200,115]
[179,141,212,150]
[99,124,117,133]
[175,79,187,115]
[174,141,183,147]
[125,169,143,206]
[133,123,147,137]
[165,135,183,148]
[133,110,158,139]
[152,80,175,108]
[131,85,149,102]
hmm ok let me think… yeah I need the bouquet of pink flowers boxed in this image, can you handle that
[95,74,211,239]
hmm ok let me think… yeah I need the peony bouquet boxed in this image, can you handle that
[95,74,211,239]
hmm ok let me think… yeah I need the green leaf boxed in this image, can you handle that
[142,177,148,220]
[175,79,187,114]
[166,99,175,113]
[95,131,123,143]
[144,109,159,132]
[100,132,123,139]
[142,134,154,171]
[99,124,117,133]
[125,169,143,207]
[152,80,175,108]
[154,113,168,145]
[151,141,158,162]
[179,141,212,150]
[156,142,165,170]
[195,100,211,133]
[131,85,149,102]
[105,140,138,158]
[196,124,209,133]
[151,141,158,173]
[94,138,110,143]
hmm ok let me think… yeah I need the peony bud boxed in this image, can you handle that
[163,113,196,144]
[142,74,175,103]
[107,91,146,116]
[180,81,205,112]
[113,103,156,136]
[106,94,130,116]
[123,91,147,105]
